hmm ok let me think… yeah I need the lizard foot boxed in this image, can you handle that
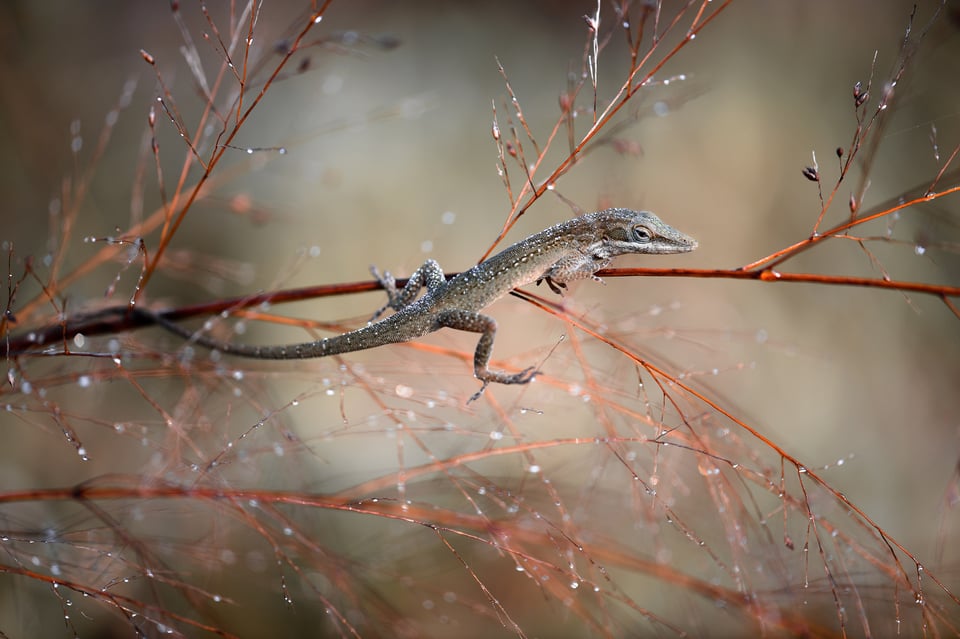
[468,366,539,403]
[536,276,567,296]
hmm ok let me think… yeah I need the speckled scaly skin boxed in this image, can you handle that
[154,208,697,400]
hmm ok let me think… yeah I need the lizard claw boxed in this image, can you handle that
[467,380,490,404]
[514,366,539,384]
[369,265,398,321]
[536,276,566,296]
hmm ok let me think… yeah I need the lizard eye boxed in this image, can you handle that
[632,226,653,243]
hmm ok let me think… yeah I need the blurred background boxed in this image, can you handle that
[1,1,958,636]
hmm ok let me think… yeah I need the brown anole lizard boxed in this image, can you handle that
[151,208,697,400]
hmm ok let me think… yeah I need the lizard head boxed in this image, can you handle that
[537,208,697,291]
[593,208,698,256]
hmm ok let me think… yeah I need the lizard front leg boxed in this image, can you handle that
[437,309,538,402]
[537,250,612,295]
[369,259,446,321]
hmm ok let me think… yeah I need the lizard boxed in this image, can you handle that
[149,208,697,400]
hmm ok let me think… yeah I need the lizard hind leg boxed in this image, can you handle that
[369,259,446,321]
[436,309,538,402]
